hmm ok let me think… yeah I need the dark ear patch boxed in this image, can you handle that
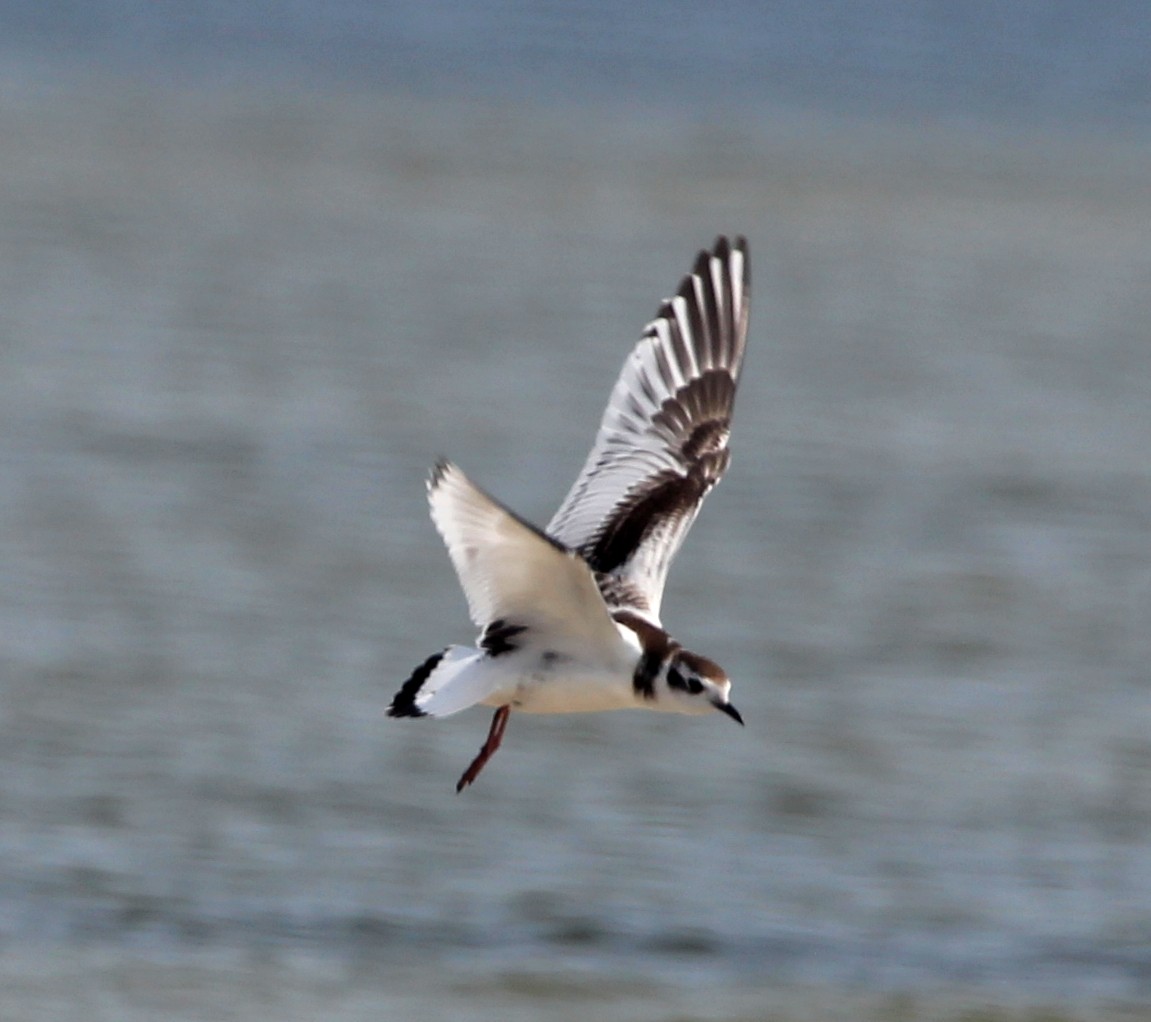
[667,663,704,695]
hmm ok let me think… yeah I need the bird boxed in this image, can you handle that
[388,235,750,791]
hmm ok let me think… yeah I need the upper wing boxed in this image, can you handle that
[546,236,750,621]
[428,461,623,657]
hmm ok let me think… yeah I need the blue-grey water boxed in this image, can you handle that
[2,7,1151,1021]
[4,1,1151,129]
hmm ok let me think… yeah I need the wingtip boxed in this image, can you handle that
[428,458,456,493]
[690,235,749,296]
[708,234,749,268]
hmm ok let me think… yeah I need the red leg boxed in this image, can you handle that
[456,705,511,793]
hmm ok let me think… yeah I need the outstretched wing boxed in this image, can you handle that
[427,460,623,657]
[546,236,749,622]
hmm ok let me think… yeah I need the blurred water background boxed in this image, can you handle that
[2,3,1151,1020]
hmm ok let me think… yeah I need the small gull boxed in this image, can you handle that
[389,236,750,791]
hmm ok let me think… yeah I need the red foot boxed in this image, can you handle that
[456,705,511,792]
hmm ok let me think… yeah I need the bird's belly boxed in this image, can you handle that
[480,662,642,715]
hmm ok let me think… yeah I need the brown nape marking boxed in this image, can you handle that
[677,648,727,683]
[613,610,678,699]
[632,648,662,700]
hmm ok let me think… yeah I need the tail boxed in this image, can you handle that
[387,646,504,719]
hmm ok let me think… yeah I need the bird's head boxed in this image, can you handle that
[659,649,743,725]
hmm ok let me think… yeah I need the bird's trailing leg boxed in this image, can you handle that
[456,705,511,793]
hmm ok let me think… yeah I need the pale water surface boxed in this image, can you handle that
[1,84,1150,1019]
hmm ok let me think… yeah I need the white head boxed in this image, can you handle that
[659,649,743,724]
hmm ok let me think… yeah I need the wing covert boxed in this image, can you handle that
[545,236,749,621]
[428,461,623,656]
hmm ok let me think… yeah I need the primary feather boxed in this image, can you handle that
[547,236,749,622]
